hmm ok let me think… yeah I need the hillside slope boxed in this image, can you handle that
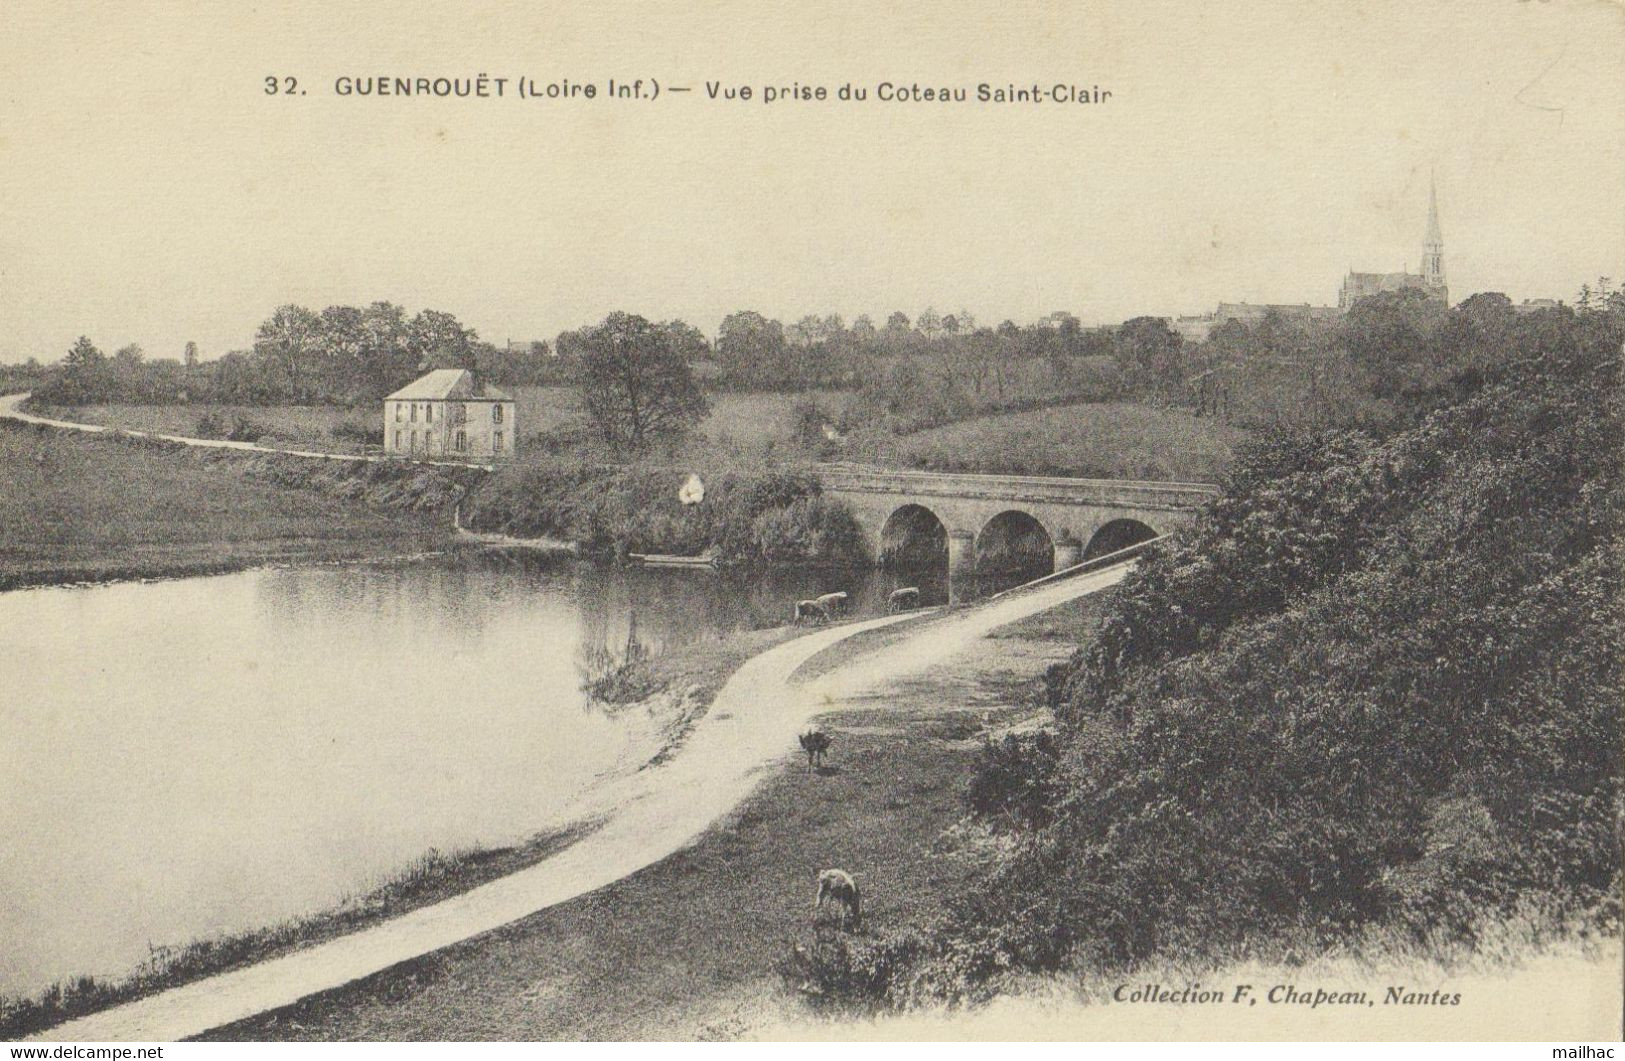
[830,307,1623,1004]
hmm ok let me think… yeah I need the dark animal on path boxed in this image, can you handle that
[794,599,829,624]
[887,586,920,612]
[815,591,849,616]
[814,868,861,928]
[799,729,832,772]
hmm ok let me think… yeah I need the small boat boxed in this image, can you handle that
[628,552,720,569]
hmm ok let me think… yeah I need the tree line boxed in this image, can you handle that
[21,283,1623,450]
[20,301,1137,411]
[30,303,576,407]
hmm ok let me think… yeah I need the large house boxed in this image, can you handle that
[383,369,516,460]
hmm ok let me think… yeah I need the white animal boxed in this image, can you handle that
[815,868,861,928]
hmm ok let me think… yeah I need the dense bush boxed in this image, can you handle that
[461,462,868,567]
[749,495,867,563]
[964,731,1062,829]
[839,301,1623,1004]
[192,412,267,442]
[329,421,384,446]
[195,412,227,439]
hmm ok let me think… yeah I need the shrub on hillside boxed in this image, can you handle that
[748,494,867,564]
[964,732,1062,829]
[330,421,383,447]
[226,415,267,443]
[775,930,924,1012]
[850,304,1623,1002]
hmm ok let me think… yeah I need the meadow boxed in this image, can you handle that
[848,401,1245,482]
[28,401,379,452]
[0,421,452,589]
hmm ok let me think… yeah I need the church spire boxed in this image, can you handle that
[1424,173,1443,246]
[1421,173,1446,302]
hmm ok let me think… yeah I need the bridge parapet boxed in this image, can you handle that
[815,464,1220,513]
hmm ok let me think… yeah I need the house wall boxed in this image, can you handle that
[445,400,515,459]
[382,399,516,459]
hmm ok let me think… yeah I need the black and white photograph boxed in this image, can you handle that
[0,0,1620,1046]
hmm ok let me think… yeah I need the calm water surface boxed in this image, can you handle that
[0,554,1026,997]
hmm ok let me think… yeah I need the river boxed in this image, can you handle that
[0,552,1040,999]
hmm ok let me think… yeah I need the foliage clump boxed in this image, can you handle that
[463,463,867,568]
[822,298,1624,1007]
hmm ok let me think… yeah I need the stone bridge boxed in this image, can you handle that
[814,464,1220,576]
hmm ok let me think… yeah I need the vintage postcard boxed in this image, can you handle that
[0,0,1620,1046]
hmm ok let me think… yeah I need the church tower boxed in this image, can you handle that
[1422,175,1447,305]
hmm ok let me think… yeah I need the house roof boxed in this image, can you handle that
[385,369,511,401]
[1342,271,1426,289]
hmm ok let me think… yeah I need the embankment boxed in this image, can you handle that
[0,418,479,591]
[461,461,868,566]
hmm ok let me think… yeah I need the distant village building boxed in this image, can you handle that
[383,369,516,460]
[1171,315,1219,343]
[1172,303,1340,343]
[1513,298,1561,315]
[1338,177,1449,310]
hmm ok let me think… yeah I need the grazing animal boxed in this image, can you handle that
[815,591,849,616]
[814,868,861,928]
[794,599,830,625]
[887,586,921,612]
[799,728,832,772]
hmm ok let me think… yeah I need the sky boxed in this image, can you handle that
[0,0,1621,363]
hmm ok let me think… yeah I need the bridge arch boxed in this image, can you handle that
[880,503,948,567]
[975,509,1055,574]
[1083,517,1159,560]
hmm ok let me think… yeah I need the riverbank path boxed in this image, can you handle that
[0,393,492,471]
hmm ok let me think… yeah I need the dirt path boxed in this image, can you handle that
[0,393,488,470]
[31,505,1129,1041]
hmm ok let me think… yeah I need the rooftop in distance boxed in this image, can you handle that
[385,369,511,402]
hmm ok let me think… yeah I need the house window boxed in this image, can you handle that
[394,402,403,422]
[410,430,418,450]
[494,431,504,452]
[455,430,467,452]
[454,403,467,424]
[394,429,402,449]
[425,430,434,450]
[425,404,434,423]
[410,404,417,423]
[493,404,504,424]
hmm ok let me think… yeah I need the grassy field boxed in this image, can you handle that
[37,389,843,457]
[508,387,843,450]
[849,401,1245,482]
[200,598,1105,1040]
[0,421,450,590]
[31,403,380,453]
